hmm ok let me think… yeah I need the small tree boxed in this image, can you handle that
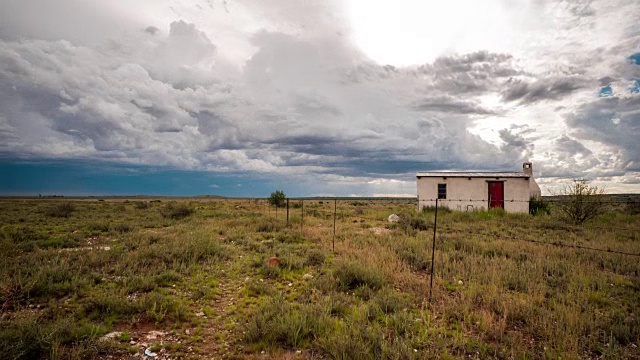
[268,190,286,208]
[553,179,605,224]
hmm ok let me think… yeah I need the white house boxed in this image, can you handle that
[416,162,541,213]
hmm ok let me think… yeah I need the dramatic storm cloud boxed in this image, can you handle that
[0,0,639,196]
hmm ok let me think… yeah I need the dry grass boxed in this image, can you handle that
[0,197,638,359]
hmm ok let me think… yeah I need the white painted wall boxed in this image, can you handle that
[417,176,531,213]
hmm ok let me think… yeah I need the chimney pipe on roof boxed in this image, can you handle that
[523,161,533,176]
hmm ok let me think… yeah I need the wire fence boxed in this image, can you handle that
[224,196,639,305]
[252,197,639,254]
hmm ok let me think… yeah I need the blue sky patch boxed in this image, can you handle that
[0,160,309,197]
[599,85,613,97]
[631,79,640,94]
[629,53,640,65]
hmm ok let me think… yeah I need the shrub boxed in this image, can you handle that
[133,201,150,209]
[160,202,194,219]
[334,261,386,291]
[397,213,431,235]
[111,223,133,234]
[44,203,75,218]
[624,201,640,215]
[244,296,329,348]
[255,219,278,232]
[276,229,303,243]
[305,249,326,266]
[421,205,452,213]
[552,179,606,224]
[371,289,409,315]
[529,197,551,216]
[394,237,430,271]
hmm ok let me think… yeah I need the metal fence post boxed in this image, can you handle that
[428,198,438,305]
[333,199,337,253]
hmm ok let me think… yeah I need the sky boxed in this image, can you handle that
[0,0,639,197]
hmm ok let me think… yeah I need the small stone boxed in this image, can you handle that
[288,283,293,287]
[195,312,205,317]
[172,284,176,288]
[458,280,463,285]
[296,350,301,354]
[414,349,417,352]
[388,214,400,222]
[245,276,250,282]
[185,329,190,335]
[130,340,136,345]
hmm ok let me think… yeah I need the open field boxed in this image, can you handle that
[1,198,639,359]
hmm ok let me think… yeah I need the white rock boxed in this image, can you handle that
[458,280,463,285]
[302,273,313,280]
[99,331,122,341]
[195,312,205,317]
[144,348,158,357]
[388,214,400,223]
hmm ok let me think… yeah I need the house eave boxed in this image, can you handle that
[416,172,530,179]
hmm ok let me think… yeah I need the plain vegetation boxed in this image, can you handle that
[0,196,639,359]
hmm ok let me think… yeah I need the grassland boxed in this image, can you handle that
[0,197,639,359]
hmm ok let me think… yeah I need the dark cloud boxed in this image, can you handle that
[565,96,640,168]
[501,76,585,104]
[598,76,615,86]
[412,96,495,115]
[499,126,535,160]
[145,26,160,35]
[565,0,596,17]
[555,135,593,156]
[424,51,520,94]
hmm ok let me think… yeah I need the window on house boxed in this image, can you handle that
[438,183,447,199]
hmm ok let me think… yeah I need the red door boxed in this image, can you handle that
[488,182,504,209]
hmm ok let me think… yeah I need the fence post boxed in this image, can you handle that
[286,198,289,226]
[333,199,337,253]
[301,199,304,233]
[428,198,439,306]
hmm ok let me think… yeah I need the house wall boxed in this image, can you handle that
[417,176,531,213]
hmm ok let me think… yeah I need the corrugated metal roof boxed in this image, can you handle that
[416,172,529,178]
